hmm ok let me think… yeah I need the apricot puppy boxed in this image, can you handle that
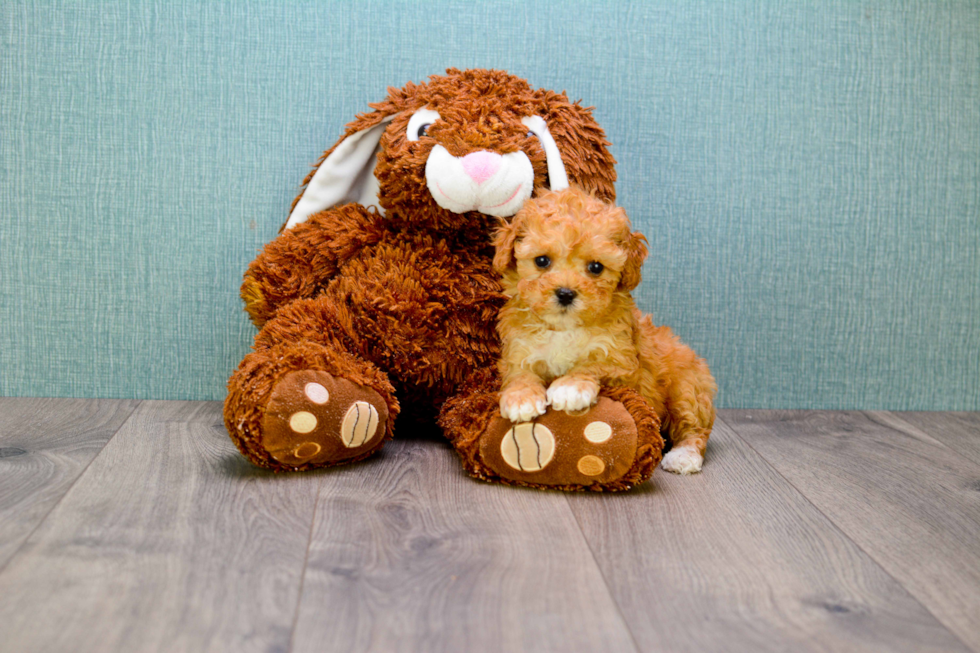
[493,187,717,474]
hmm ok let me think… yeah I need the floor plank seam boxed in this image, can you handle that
[562,494,643,653]
[872,411,980,473]
[715,412,977,653]
[286,474,325,653]
[0,399,143,579]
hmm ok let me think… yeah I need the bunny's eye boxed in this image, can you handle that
[534,256,551,269]
[587,261,604,275]
[407,108,441,142]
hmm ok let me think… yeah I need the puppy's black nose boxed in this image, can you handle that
[555,288,577,306]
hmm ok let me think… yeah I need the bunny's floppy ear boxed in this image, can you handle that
[535,92,617,202]
[283,109,398,231]
[618,229,649,292]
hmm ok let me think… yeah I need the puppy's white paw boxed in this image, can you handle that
[547,377,599,412]
[661,446,704,475]
[500,389,547,423]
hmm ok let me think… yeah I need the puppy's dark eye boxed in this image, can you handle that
[416,123,431,139]
[587,261,604,275]
[534,255,551,269]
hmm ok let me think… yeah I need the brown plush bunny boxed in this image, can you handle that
[225,68,663,491]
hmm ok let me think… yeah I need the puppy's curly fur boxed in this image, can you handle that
[494,187,716,474]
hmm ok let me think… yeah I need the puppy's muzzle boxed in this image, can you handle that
[555,288,577,307]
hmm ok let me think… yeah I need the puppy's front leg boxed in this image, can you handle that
[500,373,548,423]
[547,373,600,413]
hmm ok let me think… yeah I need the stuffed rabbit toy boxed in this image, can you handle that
[225,68,663,490]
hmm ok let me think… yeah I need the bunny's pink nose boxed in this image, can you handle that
[461,151,502,184]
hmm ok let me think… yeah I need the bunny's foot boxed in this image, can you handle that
[260,370,389,467]
[225,338,398,472]
[482,397,640,487]
[441,384,663,492]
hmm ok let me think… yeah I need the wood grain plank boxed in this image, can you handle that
[567,415,969,653]
[0,401,321,653]
[0,397,139,568]
[290,435,637,653]
[888,412,980,470]
[723,410,980,652]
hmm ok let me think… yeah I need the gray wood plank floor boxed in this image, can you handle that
[894,411,980,469]
[722,410,980,652]
[0,397,139,569]
[566,418,969,652]
[0,400,977,653]
[292,436,635,653]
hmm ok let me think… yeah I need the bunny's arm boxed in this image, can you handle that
[240,203,386,328]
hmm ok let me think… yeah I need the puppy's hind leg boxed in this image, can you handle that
[660,360,716,475]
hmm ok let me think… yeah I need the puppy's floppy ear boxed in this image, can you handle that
[618,229,649,292]
[492,215,523,274]
[283,94,406,231]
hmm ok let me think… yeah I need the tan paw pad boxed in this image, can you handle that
[341,401,380,448]
[500,422,555,472]
[294,442,321,459]
[289,411,317,434]
[304,382,329,404]
[583,421,612,443]
[577,455,606,476]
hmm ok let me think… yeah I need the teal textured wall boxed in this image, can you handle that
[2,1,978,409]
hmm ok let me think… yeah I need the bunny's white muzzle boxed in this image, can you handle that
[425,146,534,218]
